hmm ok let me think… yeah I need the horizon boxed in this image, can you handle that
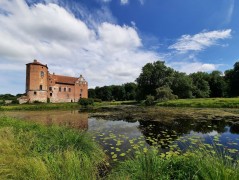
[0,0,238,95]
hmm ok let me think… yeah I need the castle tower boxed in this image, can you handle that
[26,60,48,103]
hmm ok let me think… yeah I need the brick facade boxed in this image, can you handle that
[25,60,88,103]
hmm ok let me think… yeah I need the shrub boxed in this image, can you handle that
[78,98,94,107]
[145,95,155,106]
[156,86,178,102]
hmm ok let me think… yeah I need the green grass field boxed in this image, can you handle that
[157,98,239,108]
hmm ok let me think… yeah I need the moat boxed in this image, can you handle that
[3,109,239,162]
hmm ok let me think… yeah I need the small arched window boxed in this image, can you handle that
[40,71,44,78]
[40,85,43,90]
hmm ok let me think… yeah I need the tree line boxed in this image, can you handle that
[89,61,239,101]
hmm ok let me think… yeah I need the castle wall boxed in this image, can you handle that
[25,60,88,103]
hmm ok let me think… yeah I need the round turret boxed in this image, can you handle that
[26,60,48,103]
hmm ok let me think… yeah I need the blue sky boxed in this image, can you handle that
[0,0,238,94]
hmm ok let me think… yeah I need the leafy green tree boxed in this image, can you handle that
[171,72,193,98]
[208,71,227,97]
[136,61,174,100]
[111,85,126,101]
[225,62,239,97]
[124,83,137,100]
[95,86,112,101]
[190,72,210,98]
[88,88,96,99]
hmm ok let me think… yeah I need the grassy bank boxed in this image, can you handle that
[157,98,239,108]
[0,101,137,111]
[108,147,239,180]
[0,102,80,111]
[0,116,105,179]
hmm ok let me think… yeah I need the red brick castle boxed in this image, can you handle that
[22,60,88,103]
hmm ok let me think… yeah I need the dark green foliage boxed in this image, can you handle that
[225,62,239,97]
[171,72,193,98]
[111,85,126,101]
[190,72,210,98]
[155,86,178,101]
[95,86,113,101]
[88,88,96,99]
[208,71,227,97]
[124,83,137,100]
[78,98,94,107]
[136,61,174,100]
[91,83,137,101]
[144,95,155,106]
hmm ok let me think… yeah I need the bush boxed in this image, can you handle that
[78,98,94,107]
[156,86,178,102]
[145,95,155,106]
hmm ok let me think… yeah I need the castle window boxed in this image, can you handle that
[40,85,43,90]
[50,93,52,97]
[34,91,37,95]
[80,89,83,93]
[69,88,71,92]
[49,87,52,91]
[80,94,82,98]
[59,87,61,92]
[40,71,44,78]
[64,88,66,92]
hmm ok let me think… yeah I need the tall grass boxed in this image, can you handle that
[108,146,239,180]
[157,98,239,108]
[0,116,105,180]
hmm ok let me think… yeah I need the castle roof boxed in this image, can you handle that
[26,59,48,68]
[54,75,78,85]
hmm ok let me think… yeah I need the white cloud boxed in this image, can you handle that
[169,62,219,74]
[0,0,159,94]
[120,0,129,5]
[225,0,234,24]
[169,29,232,53]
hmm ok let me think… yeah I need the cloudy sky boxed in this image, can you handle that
[0,0,238,94]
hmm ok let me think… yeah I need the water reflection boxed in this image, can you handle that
[3,110,239,159]
[4,110,88,130]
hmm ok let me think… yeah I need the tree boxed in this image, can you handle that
[95,86,112,101]
[111,85,126,101]
[208,71,227,97]
[225,62,239,97]
[124,83,137,100]
[88,88,96,99]
[190,72,210,98]
[171,72,193,98]
[136,61,174,100]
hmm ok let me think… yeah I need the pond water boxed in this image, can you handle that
[3,110,239,162]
